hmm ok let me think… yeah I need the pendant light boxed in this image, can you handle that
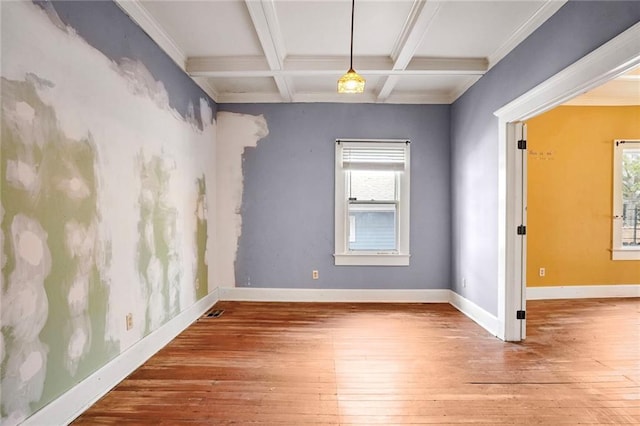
[338,0,365,94]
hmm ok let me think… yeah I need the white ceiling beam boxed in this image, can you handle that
[187,56,271,75]
[407,57,487,73]
[377,0,442,102]
[187,56,487,78]
[218,91,454,105]
[244,0,292,101]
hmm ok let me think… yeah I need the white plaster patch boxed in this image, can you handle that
[15,101,36,124]
[1,340,48,418]
[68,275,89,315]
[6,160,39,191]
[146,257,163,292]
[17,230,44,267]
[67,327,88,361]
[16,287,38,319]
[2,410,28,426]
[19,350,43,382]
[215,112,269,288]
[10,215,52,277]
[65,220,96,259]
[117,58,170,112]
[147,291,166,331]
[57,176,91,200]
[1,203,5,285]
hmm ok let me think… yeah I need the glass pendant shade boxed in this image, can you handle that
[338,68,366,94]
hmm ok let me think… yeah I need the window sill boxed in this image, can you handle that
[612,248,640,261]
[334,253,410,266]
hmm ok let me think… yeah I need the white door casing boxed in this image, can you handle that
[494,22,640,342]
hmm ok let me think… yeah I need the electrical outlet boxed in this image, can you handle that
[539,267,546,277]
[462,278,467,288]
[195,278,200,290]
[126,313,133,330]
[312,270,319,280]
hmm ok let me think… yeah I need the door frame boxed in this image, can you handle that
[494,22,640,342]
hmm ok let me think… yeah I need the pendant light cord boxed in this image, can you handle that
[350,0,355,70]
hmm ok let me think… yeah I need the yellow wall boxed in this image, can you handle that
[526,106,640,286]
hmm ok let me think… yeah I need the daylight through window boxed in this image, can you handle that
[612,139,640,260]
[334,140,410,266]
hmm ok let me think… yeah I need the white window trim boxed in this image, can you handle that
[612,139,640,261]
[334,139,410,266]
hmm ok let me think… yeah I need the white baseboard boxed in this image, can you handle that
[527,284,640,300]
[219,287,451,303]
[23,290,220,426]
[448,291,500,337]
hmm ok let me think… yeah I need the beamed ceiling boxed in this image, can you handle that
[116,0,572,104]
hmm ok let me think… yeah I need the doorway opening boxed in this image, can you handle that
[495,22,640,342]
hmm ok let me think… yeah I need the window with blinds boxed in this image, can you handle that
[334,140,410,266]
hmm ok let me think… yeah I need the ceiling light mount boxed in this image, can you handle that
[338,0,365,94]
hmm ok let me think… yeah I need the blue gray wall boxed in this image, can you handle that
[43,0,216,127]
[220,103,451,290]
[450,0,640,314]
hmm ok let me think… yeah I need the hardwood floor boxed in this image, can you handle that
[74,298,640,425]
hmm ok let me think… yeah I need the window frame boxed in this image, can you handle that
[612,139,640,260]
[334,139,410,266]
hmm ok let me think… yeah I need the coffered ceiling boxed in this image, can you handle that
[116,0,567,104]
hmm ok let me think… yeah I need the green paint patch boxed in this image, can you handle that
[1,77,117,418]
[136,153,182,334]
[195,175,208,299]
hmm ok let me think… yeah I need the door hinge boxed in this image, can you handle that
[517,139,527,150]
[517,310,526,320]
[517,225,526,235]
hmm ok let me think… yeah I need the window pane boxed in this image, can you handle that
[622,148,640,246]
[348,203,396,251]
[348,170,396,201]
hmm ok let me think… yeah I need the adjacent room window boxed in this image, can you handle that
[612,139,640,260]
[334,139,410,266]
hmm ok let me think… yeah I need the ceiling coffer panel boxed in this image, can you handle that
[128,0,568,103]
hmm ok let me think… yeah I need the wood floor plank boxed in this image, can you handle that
[74,298,640,424]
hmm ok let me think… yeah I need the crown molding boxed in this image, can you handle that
[114,0,186,70]
[217,90,452,104]
[487,0,567,70]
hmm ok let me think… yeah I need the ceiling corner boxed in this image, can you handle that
[486,0,568,70]
[114,0,187,70]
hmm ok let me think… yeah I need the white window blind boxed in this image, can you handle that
[342,145,406,171]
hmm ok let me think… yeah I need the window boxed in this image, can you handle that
[334,139,410,266]
[612,139,640,260]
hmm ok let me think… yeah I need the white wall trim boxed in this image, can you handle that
[527,285,640,300]
[448,291,500,337]
[219,287,451,303]
[494,22,640,122]
[493,21,640,342]
[23,290,220,426]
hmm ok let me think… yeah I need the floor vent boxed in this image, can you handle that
[203,309,224,319]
